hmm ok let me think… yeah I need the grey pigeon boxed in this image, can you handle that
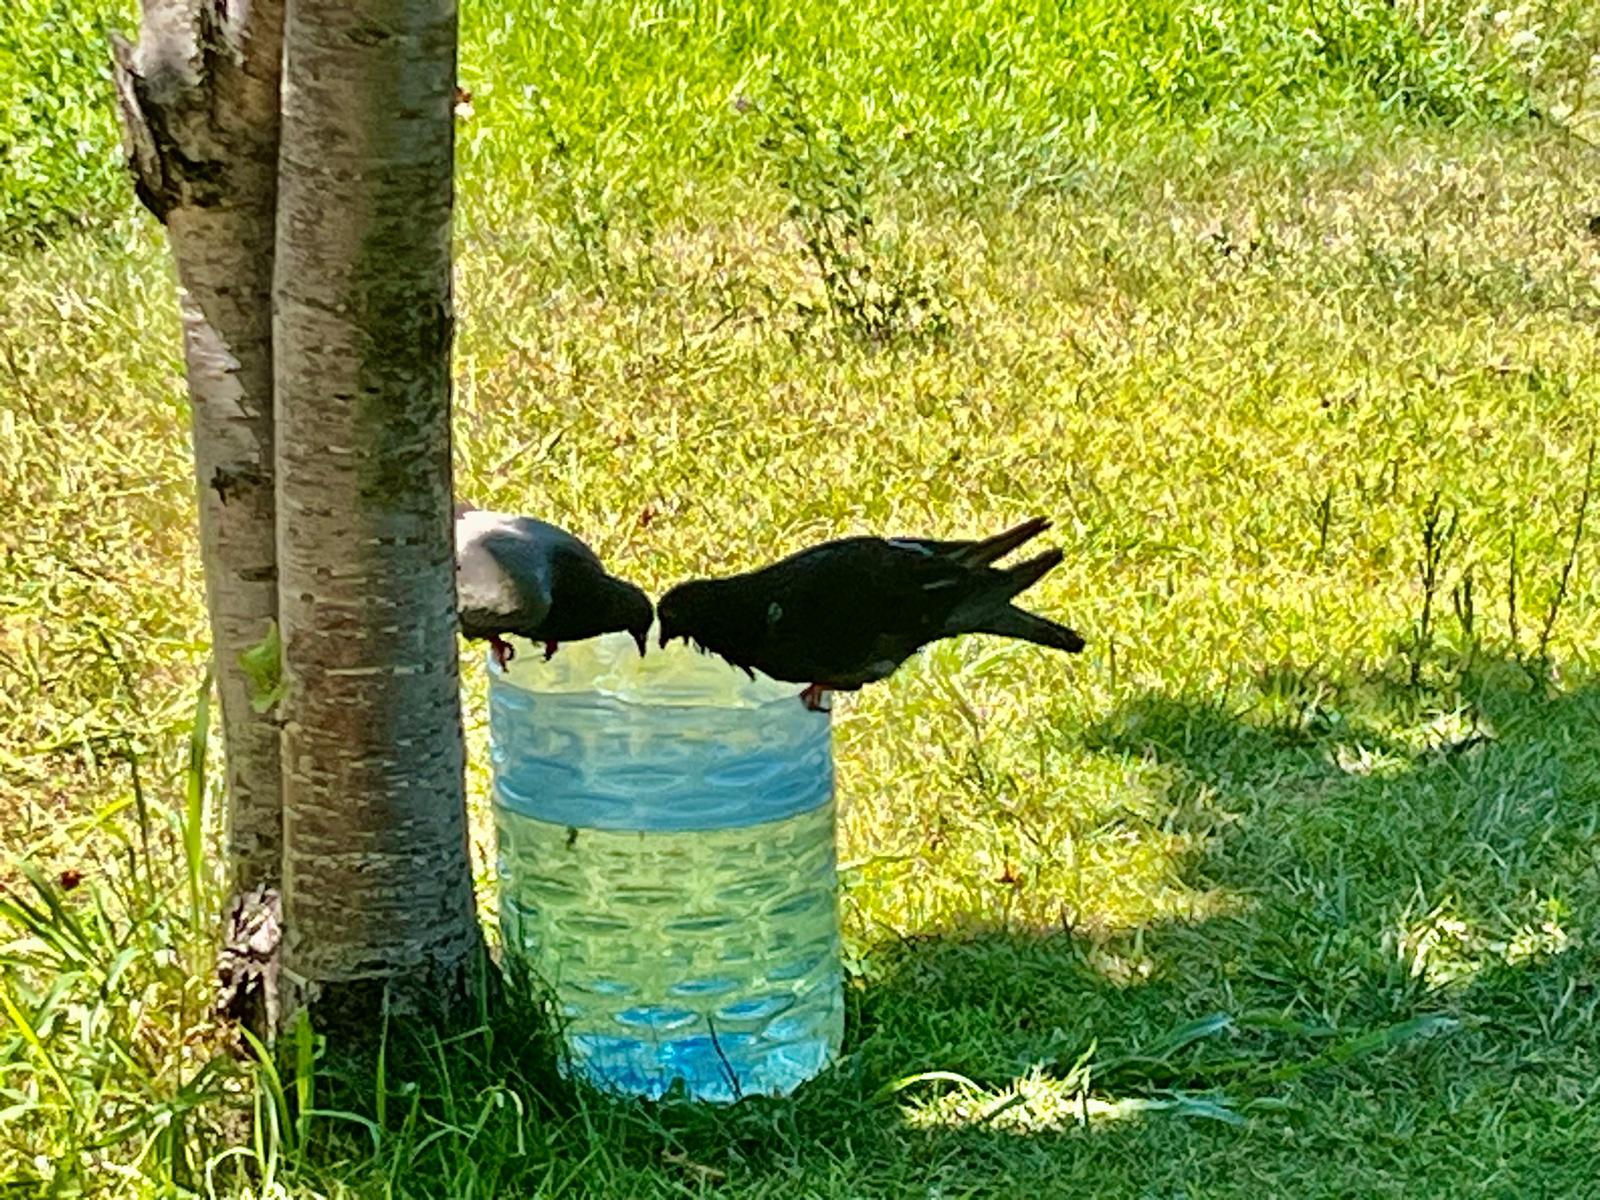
[656,516,1083,710]
[455,503,652,670]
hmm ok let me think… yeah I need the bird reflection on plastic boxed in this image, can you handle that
[491,631,844,1102]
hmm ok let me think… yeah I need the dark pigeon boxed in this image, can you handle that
[455,503,652,670]
[656,516,1084,710]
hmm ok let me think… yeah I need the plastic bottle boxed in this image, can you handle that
[491,632,843,1102]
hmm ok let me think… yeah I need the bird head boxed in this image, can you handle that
[617,581,654,657]
[570,575,654,657]
[655,579,715,650]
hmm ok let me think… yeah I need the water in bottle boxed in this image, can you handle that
[491,632,843,1102]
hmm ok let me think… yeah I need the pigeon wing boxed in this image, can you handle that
[455,515,558,639]
[746,538,986,684]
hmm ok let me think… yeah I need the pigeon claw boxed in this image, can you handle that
[543,640,559,662]
[489,636,515,672]
[800,684,833,713]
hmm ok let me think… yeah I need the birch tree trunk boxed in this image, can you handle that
[111,0,284,897]
[274,0,480,1024]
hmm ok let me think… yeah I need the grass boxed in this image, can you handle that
[4,0,1600,1194]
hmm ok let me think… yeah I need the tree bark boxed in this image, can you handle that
[274,0,480,1025]
[111,0,284,896]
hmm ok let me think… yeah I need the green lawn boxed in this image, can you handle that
[4,0,1600,1195]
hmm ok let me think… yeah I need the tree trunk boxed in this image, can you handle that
[274,0,479,1026]
[111,0,284,897]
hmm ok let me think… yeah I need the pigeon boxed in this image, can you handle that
[656,516,1084,710]
[455,503,653,670]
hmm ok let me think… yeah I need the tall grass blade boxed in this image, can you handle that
[182,667,214,938]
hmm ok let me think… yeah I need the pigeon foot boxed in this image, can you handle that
[800,684,833,713]
[490,636,516,672]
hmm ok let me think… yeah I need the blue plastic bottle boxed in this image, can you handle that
[490,632,843,1102]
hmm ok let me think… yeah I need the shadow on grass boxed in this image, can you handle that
[299,654,1600,1197]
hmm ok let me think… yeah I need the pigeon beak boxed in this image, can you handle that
[634,630,649,657]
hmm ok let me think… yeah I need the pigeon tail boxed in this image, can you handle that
[897,516,1052,569]
[1000,546,1064,597]
[973,605,1085,654]
[961,516,1052,567]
